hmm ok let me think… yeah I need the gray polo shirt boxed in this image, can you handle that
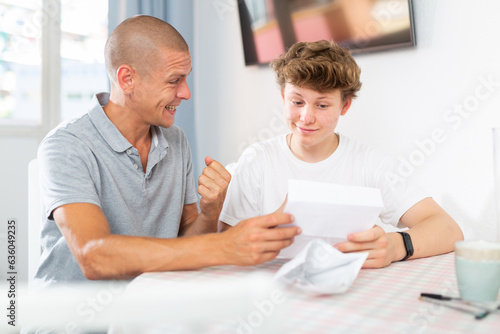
[34,93,198,286]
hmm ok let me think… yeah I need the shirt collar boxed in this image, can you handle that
[88,93,168,153]
[151,125,159,148]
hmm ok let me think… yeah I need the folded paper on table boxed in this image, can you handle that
[274,239,368,294]
[279,180,383,258]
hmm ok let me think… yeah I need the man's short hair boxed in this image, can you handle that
[104,15,189,83]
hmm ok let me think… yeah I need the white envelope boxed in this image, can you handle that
[280,180,383,257]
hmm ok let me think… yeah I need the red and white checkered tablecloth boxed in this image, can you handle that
[128,252,500,334]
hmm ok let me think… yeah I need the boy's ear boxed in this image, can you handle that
[280,89,285,101]
[340,96,352,116]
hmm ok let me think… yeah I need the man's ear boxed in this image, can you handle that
[340,96,352,116]
[116,65,135,95]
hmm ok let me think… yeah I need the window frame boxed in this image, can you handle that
[0,0,61,139]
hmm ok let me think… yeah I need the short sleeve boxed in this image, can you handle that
[364,149,429,228]
[38,131,101,220]
[220,145,265,226]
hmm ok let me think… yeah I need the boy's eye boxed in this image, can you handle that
[318,104,328,109]
[292,100,303,106]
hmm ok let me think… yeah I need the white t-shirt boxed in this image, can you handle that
[220,133,428,229]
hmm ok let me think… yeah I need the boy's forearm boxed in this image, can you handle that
[404,213,464,260]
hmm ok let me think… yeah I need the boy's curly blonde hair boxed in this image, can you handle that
[270,40,362,100]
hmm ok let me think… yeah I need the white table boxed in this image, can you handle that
[126,252,500,333]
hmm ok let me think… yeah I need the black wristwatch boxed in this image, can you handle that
[398,231,414,261]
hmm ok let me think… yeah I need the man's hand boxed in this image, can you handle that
[221,194,289,232]
[198,156,231,222]
[334,225,402,269]
[219,213,301,266]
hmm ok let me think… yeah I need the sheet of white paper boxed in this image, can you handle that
[274,239,368,294]
[278,235,345,258]
[279,180,383,258]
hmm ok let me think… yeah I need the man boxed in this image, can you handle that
[35,15,301,286]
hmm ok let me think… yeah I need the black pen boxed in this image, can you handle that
[420,293,458,301]
[420,293,500,319]
[419,296,489,319]
[420,293,496,308]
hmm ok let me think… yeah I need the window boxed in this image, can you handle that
[0,0,108,135]
[0,0,42,125]
[60,0,108,120]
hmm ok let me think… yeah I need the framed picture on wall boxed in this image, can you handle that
[238,0,416,65]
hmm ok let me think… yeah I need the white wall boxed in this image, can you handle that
[2,1,500,285]
[0,137,38,283]
[194,0,500,241]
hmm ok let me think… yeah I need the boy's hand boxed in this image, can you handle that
[334,225,401,268]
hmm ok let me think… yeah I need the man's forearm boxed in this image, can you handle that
[78,212,301,280]
[55,203,299,281]
[78,233,227,280]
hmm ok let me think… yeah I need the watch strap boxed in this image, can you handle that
[398,231,414,261]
